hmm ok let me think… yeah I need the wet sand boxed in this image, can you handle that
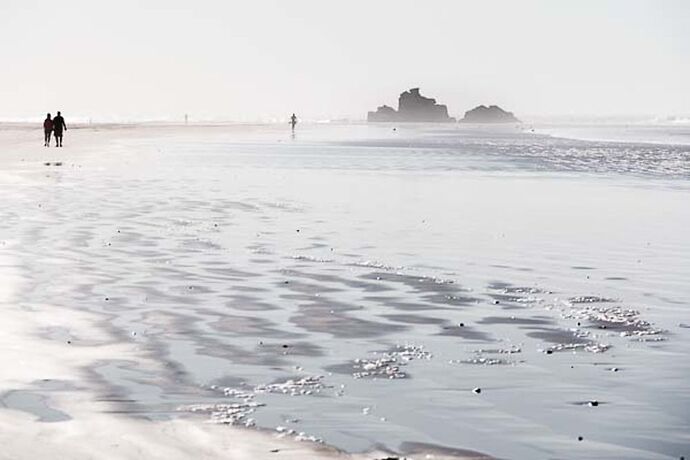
[0,122,688,459]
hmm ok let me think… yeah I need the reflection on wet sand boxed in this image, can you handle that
[1,124,688,460]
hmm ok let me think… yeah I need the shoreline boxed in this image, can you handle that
[532,123,690,147]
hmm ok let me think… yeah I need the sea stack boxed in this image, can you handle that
[368,88,455,123]
[460,105,520,123]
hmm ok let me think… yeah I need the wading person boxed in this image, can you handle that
[53,111,67,147]
[43,113,53,147]
[290,113,298,131]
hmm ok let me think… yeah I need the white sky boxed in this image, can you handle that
[1,0,688,121]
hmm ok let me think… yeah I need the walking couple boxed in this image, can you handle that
[43,112,67,147]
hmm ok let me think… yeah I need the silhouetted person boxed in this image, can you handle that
[53,111,66,147]
[290,113,298,131]
[43,113,53,147]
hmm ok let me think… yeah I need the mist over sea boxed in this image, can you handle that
[1,123,688,459]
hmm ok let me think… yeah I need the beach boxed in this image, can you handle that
[0,122,688,459]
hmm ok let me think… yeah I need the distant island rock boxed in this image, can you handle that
[460,105,520,123]
[368,88,455,123]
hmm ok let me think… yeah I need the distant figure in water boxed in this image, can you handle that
[43,113,53,147]
[290,113,298,131]
[53,111,67,147]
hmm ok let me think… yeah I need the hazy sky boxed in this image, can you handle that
[1,0,688,121]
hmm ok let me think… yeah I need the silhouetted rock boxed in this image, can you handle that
[368,88,455,123]
[460,105,520,123]
[367,105,398,122]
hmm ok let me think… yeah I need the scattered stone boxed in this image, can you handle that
[294,432,323,443]
[183,401,265,425]
[502,287,547,294]
[222,388,255,400]
[255,376,327,396]
[568,296,616,304]
[460,356,517,366]
[351,344,431,379]
[564,304,663,338]
[291,255,333,263]
[473,346,522,355]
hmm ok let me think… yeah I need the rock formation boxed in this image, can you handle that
[368,88,455,123]
[460,105,520,123]
[367,105,397,122]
